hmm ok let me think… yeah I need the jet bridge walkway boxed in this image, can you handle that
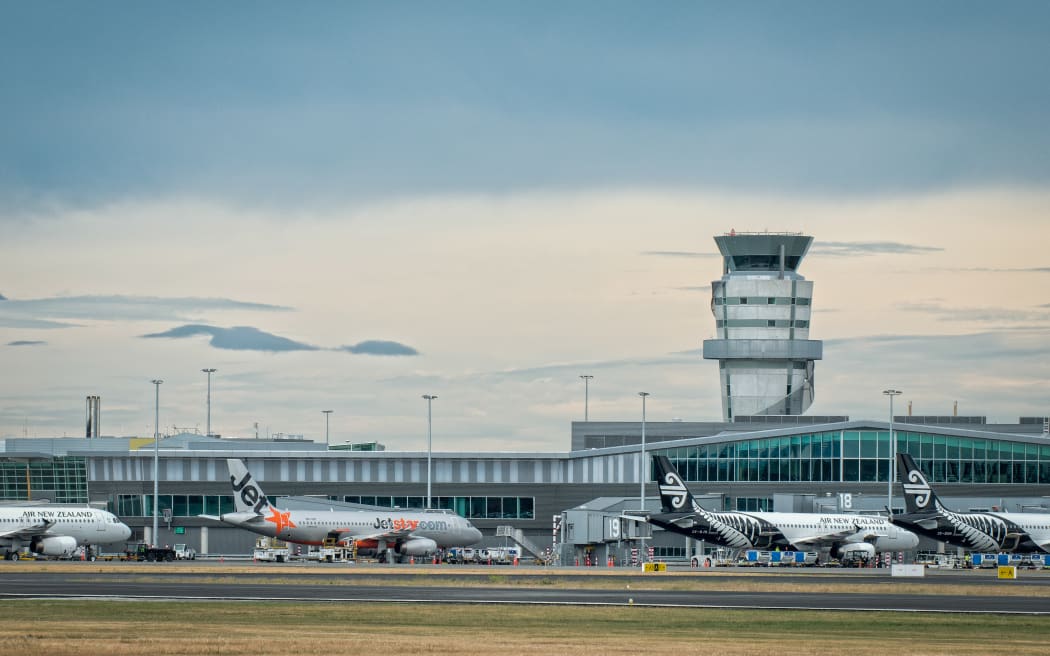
[495,526,547,562]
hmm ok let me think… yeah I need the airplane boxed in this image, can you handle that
[642,455,918,563]
[1,503,131,560]
[201,459,483,561]
[892,452,1050,553]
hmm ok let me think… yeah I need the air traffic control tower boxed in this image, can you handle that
[702,232,822,420]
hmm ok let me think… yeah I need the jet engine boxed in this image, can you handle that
[31,536,78,557]
[836,542,876,562]
[395,537,438,556]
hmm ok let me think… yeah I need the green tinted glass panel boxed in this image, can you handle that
[860,432,878,458]
[843,433,859,458]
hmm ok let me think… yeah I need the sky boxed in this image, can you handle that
[2,2,1049,451]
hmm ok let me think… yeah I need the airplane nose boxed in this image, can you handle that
[121,525,132,540]
[471,527,483,543]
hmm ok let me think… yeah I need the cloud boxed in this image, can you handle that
[5,4,1050,210]
[673,286,711,293]
[0,294,291,325]
[0,292,6,300]
[896,301,1050,324]
[642,251,719,259]
[141,326,420,356]
[810,241,944,257]
[142,325,319,352]
[338,340,420,357]
[823,329,1050,362]
[7,340,46,347]
[0,317,79,329]
[947,267,1050,273]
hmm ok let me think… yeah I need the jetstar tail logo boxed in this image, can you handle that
[230,469,269,514]
[265,507,297,534]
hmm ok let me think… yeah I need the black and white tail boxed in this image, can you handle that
[897,453,940,514]
[652,456,701,513]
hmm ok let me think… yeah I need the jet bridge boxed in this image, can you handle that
[494,525,546,561]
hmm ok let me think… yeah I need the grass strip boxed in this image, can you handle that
[5,601,1050,655]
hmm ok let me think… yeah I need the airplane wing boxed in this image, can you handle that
[633,512,695,529]
[337,527,415,543]
[197,512,267,526]
[789,526,860,548]
[0,520,55,540]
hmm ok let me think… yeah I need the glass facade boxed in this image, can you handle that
[0,457,87,503]
[116,493,535,520]
[661,430,1050,484]
[117,494,236,517]
[342,495,535,520]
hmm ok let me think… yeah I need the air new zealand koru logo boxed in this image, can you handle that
[903,468,932,509]
[659,472,690,510]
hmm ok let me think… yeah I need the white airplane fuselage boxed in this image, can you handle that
[217,506,483,550]
[207,458,482,558]
[744,511,919,552]
[0,506,132,559]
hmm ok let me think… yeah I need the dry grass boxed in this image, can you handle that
[27,560,1050,598]
[4,601,1050,656]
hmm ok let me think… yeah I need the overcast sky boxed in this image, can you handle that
[2,3,1048,450]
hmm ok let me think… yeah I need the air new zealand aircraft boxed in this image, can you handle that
[646,455,917,563]
[892,452,1050,553]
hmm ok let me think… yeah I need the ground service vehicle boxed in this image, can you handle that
[125,543,176,562]
[253,537,292,562]
[173,544,196,560]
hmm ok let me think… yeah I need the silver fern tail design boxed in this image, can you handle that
[936,504,1008,552]
[653,455,775,549]
[896,452,1010,552]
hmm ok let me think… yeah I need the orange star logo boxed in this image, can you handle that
[264,507,297,534]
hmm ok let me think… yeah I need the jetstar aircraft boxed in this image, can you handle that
[0,504,131,560]
[892,452,1050,553]
[201,459,483,561]
[641,455,918,562]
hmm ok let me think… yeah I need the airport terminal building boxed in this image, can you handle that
[3,231,1049,561]
[2,415,1049,559]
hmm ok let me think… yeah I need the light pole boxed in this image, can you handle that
[579,375,593,421]
[884,389,902,514]
[422,395,437,509]
[202,368,216,437]
[151,379,163,545]
[638,392,650,564]
[322,410,333,448]
[638,392,650,510]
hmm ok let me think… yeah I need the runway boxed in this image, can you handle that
[3,562,1049,614]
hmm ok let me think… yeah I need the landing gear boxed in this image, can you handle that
[6,551,20,561]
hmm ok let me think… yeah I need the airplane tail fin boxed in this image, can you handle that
[897,453,940,514]
[652,455,701,513]
[228,459,272,515]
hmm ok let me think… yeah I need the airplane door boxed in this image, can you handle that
[96,515,107,534]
